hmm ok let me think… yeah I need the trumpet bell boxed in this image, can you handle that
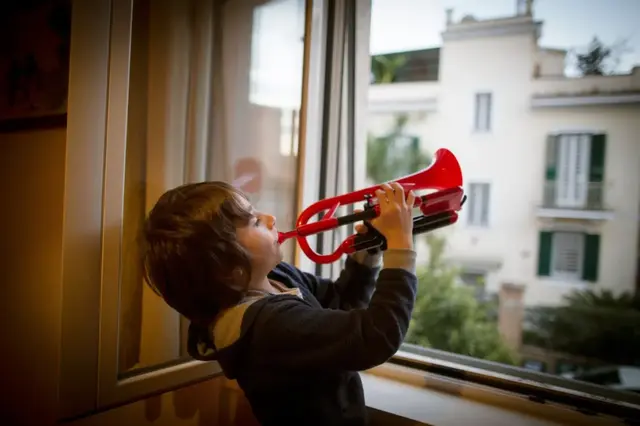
[395,148,463,191]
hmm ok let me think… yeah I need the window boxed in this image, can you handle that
[59,0,324,416]
[551,232,584,278]
[467,183,490,226]
[474,92,492,132]
[359,0,640,419]
[544,133,607,209]
[537,231,600,282]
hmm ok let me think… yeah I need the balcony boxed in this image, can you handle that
[536,181,614,220]
[531,67,640,108]
[368,81,439,113]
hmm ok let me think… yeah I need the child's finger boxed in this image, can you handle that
[355,223,368,234]
[406,190,416,208]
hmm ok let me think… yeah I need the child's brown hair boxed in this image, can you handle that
[141,181,254,323]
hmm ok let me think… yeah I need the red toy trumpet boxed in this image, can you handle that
[278,148,466,264]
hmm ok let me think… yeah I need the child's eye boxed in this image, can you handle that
[254,218,261,227]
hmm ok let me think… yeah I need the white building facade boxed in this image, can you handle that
[366,13,640,307]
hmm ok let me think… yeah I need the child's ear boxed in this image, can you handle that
[228,267,247,291]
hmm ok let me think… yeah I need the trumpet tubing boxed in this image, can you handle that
[279,148,465,264]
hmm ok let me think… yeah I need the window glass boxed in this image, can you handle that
[117,0,306,376]
[364,0,640,399]
[474,93,492,132]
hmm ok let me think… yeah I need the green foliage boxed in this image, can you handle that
[371,53,408,83]
[575,36,632,76]
[524,289,640,365]
[405,235,519,365]
[366,114,431,184]
[576,37,612,76]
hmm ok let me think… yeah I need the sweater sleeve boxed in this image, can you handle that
[293,251,382,310]
[250,249,417,372]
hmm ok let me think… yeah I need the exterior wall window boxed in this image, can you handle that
[543,133,607,209]
[467,182,491,227]
[474,92,492,132]
[537,231,600,282]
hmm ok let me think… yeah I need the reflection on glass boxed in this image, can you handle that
[237,0,305,263]
[366,0,640,397]
[117,0,306,375]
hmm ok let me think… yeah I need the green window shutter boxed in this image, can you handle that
[545,135,558,181]
[537,231,553,276]
[589,134,606,183]
[581,234,600,282]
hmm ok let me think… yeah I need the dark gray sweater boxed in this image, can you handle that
[188,249,417,426]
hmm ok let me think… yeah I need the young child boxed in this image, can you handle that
[142,180,417,426]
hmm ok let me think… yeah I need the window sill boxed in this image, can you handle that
[378,348,640,423]
[465,223,490,230]
[471,129,492,135]
[364,367,571,425]
[362,359,628,426]
[539,277,591,290]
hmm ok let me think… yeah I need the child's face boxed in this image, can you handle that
[235,196,283,278]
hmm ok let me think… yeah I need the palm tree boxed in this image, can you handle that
[371,54,408,83]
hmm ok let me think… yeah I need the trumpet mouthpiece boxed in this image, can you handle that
[278,231,296,244]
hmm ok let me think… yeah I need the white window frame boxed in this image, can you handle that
[474,92,492,132]
[58,0,329,419]
[467,182,491,227]
[550,231,585,280]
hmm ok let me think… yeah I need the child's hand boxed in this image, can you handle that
[371,182,415,250]
[353,209,368,235]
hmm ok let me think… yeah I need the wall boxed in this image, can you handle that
[0,128,66,425]
[424,28,538,300]
[535,49,565,77]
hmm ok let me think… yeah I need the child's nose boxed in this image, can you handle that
[266,214,277,229]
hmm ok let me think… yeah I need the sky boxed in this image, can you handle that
[249,0,639,109]
[370,0,640,74]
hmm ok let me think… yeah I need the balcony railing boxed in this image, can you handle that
[542,181,604,210]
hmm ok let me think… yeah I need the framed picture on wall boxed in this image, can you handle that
[0,0,71,133]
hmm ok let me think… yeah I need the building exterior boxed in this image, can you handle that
[366,11,640,307]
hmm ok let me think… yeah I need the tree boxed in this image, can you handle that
[574,36,632,76]
[524,289,640,366]
[366,114,431,184]
[406,234,519,365]
[576,37,612,76]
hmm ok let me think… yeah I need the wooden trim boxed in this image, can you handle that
[58,0,112,419]
[292,0,315,268]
